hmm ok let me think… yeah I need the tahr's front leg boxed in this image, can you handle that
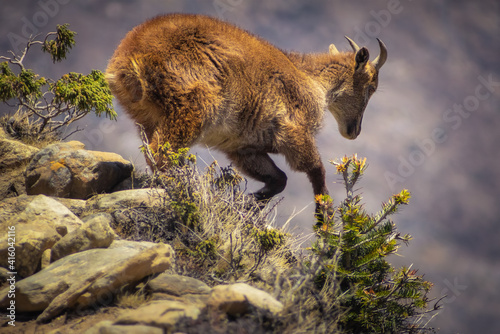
[280,131,332,213]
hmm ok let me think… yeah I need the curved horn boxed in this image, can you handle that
[344,36,360,53]
[372,38,387,71]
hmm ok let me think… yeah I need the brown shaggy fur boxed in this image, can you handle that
[106,13,386,202]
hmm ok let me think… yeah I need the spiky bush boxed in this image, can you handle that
[304,155,440,333]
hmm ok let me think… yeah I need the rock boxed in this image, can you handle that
[0,127,39,199]
[84,321,163,334]
[25,141,133,199]
[86,188,167,211]
[86,189,168,241]
[50,213,115,262]
[108,239,160,251]
[53,197,87,217]
[0,194,83,231]
[147,273,211,297]
[41,249,52,270]
[116,300,202,330]
[0,195,83,277]
[0,166,27,200]
[0,219,60,278]
[111,172,153,192]
[209,283,283,316]
[0,242,174,323]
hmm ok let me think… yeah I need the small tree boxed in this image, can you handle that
[0,24,116,143]
[310,155,440,333]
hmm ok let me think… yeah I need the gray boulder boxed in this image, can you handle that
[25,141,133,199]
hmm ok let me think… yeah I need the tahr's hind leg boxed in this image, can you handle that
[140,117,200,172]
[141,89,211,171]
[227,148,287,202]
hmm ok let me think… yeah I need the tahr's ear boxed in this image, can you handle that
[329,43,339,55]
[355,47,369,71]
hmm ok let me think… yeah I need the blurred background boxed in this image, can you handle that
[1,1,499,332]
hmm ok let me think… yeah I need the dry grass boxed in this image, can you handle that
[115,282,151,309]
[0,113,60,148]
[108,158,296,286]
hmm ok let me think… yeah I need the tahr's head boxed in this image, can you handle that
[327,37,387,139]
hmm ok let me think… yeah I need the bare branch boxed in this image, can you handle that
[60,126,84,140]
[18,101,49,120]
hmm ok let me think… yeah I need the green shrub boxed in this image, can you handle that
[308,155,438,333]
[0,24,116,144]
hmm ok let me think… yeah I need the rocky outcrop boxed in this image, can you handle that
[25,141,133,199]
[0,194,83,233]
[0,134,286,333]
[0,241,175,322]
[0,189,168,278]
[0,195,82,277]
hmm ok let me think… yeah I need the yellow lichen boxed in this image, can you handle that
[50,158,66,171]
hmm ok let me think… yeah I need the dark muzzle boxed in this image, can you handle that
[345,120,362,139]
